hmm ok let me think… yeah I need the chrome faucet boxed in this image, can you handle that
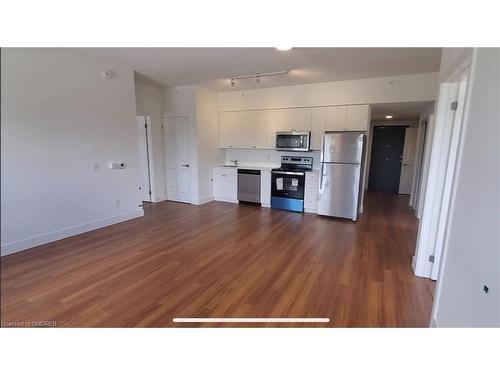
[230,159,238,166]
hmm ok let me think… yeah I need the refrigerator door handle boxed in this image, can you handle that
[319,163,325,192]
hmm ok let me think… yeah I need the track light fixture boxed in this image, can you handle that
[228,70,287,87]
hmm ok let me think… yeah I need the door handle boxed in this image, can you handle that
[181,164,190,167]
[403,163,410,166]
[319,163,324,192]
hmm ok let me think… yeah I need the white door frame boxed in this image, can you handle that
[409,118,427,209]
[415,114,435,219]
[137,115,156,202]
[413,62,471,280]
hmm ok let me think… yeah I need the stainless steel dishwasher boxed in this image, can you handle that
[237,169,261,204]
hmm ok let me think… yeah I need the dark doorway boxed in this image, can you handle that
[368,126,406,193]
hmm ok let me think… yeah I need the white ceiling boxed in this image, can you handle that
[74,48,441,92]
[371,101,435,121]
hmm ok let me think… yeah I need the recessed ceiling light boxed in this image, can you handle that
[276,46,292,51]
[385,115,393,119]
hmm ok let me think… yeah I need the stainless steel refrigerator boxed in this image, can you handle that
[318,131,365,220]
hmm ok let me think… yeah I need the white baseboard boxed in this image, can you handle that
[1,209,144,257]
[214,198,238,204]
[152,196,167,203]
[191,196,214,205]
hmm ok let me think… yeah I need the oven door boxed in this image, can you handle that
[271,171,305,199]
[276,132,310,151]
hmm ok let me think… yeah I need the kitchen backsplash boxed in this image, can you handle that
[224,149,322,170]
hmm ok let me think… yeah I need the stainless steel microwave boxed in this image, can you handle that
[275,131,311,152]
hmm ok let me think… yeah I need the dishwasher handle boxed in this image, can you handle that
[238,169,261,175]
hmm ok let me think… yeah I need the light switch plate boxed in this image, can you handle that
[109,162,126,169]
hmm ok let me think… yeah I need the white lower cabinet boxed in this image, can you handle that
[304,171,319,213]
[260,170,271,207]
[213,167,238,203]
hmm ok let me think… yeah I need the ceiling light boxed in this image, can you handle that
[385,115,393,119]
[276,46,292,51]
[228,71,287,86]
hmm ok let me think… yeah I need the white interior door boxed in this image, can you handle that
[137,115,152,202]
[163,116,191,203]
[414,79,468,280]
[399,127,418,194]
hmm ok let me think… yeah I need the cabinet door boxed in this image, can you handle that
[346,105,370,130]
[214,170,237,202]
[241,111,257,148]
[276,108,312,132]
[325,106,347,131]
[219,112,243,148]
[213,171,225,199]
[254,110,276,149]
[311,107,325,150]
[260,170,272,207]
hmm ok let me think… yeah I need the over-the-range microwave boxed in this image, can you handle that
[275,131,311,152]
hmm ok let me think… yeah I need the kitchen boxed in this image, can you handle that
[213,105,370,219]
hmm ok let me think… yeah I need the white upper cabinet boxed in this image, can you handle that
[310,107,326,150]
[325,106,347,131]
[219,105,369,149]
[220,110,276,149]
[346,105,370,130]
[324,105,369,131]
[276,108,312,132]
[219,112,243,148]
[254,110,277,149]
[241,111,257,148]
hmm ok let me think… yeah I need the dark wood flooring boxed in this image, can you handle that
[1,191,435,327]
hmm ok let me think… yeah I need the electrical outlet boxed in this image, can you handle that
[115,199,120,206]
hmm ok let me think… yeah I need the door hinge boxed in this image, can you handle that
[144,123,147,128]
[149,190,152,195]
[450,101,458,111]
[429,255,435,263]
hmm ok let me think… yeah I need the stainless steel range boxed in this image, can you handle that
[271,156,313,212]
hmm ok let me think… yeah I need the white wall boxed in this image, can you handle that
[135,82,166,201]
[432,48,500,327]
[196,87,224,204]
[1,48,143,256]
[218,73,438,111]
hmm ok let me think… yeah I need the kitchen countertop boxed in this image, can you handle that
[217,164,320,172]
[217,164,279,171]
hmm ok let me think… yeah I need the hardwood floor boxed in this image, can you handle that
[1,191,435,327]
